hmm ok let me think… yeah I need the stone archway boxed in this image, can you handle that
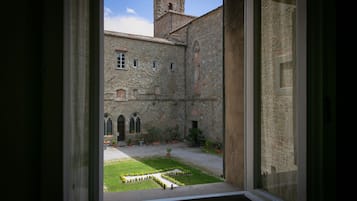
[117,115,125,141]
[106,118,113,135]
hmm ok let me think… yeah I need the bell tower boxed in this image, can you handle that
[154,0,185,21]
[154,0,186,38]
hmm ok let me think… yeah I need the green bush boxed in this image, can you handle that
[205,140,212,150]
[187,128,205,147]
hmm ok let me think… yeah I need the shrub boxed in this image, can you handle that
[166,147,172,153]
[187,128,205,147]
[205,140,213,150]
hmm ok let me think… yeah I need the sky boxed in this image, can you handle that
[104,0,223,36]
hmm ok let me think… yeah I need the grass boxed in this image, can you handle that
[104,157,223,192]
[201,147,223,156]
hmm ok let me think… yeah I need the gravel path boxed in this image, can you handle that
[104,142,223,177]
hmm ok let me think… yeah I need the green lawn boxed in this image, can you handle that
[104,157,223,192]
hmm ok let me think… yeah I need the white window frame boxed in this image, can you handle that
[116,51,126,69]
[244,0,306,200]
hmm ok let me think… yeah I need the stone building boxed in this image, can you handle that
[104,0,223,144]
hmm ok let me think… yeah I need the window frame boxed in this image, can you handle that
[107,118,113,135]
[116,51,126,69]
[244,0,306,200]
[129,117,135,133]
[63,0,308,200]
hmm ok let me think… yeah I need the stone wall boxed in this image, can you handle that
[104,7,224,144]
[168,26,187,43]
[184,7,224,142]
[154,12,195,38]
[104,32,186,140]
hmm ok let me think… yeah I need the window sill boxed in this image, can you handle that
[103,183,259,201]
[148,191,265,201]
[114,99,128,102]
[115,68,128,71]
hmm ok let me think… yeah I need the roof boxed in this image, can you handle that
[156,10,197,21]
[104,31,185,46]
[170,6,223,34]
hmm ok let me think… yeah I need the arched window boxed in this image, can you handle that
[129,117,135,133]
[106,118,112,135]
[136,117,141,133]
[168,3,173,10]
[104,119,106,136]
[117,115,125,141]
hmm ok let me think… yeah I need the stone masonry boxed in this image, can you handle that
[104,32,186,141]
[104,1,223,144]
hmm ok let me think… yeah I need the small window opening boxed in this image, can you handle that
[136,117,141,133]
[133,59,138,68]
[129,117,135,133]
[170,62,175,72]
[153,61,157,71]
[106,118,112,135]
[116,52,125,69]
[168,3,173,10]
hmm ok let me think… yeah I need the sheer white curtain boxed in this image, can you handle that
[63,0,103,200]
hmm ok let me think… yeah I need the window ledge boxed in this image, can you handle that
[104,183,244,201]
[115,68,128,71]
[148,191,266,201]
[114,98,128,102]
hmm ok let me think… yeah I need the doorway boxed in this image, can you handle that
[192,120,198,129]
[117,115,125,141]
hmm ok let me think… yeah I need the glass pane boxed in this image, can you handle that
[259,0,297,200]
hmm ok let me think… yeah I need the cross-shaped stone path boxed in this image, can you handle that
[122,169,183,189]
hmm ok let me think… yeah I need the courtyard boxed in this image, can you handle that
[104,142,224,192]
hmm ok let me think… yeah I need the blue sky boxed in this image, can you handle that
[104,0,222,36]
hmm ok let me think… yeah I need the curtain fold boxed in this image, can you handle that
[64,0,91,200]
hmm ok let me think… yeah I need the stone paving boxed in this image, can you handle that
[123,169,183,188]
[104,142,223,177]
